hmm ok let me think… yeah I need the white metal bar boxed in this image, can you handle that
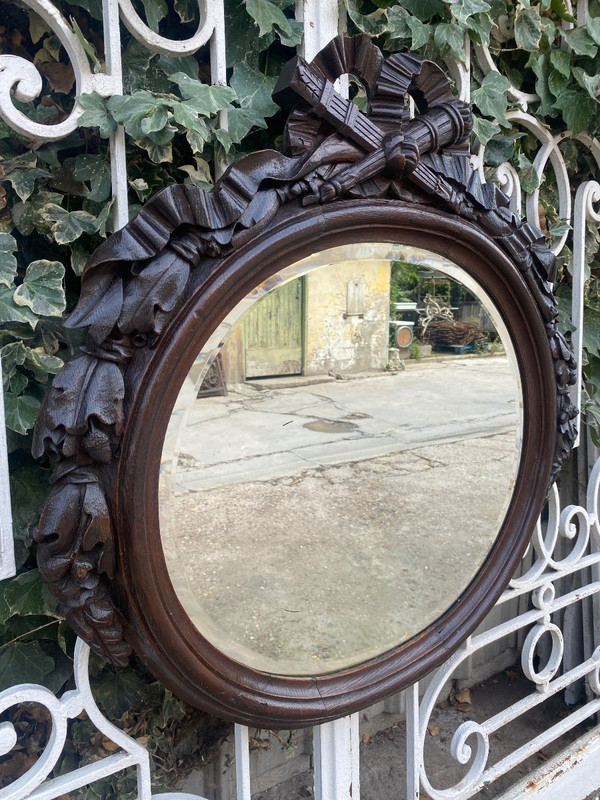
[234,725,252,800]
[572,181,600,447]
[210,2,227,178]
[101,0,129,230]
[489,700,600,794]
[313,714,360,800]
[406,682,421,800]
[0,355,15,580]
[109,126,130,230]
[22,753,141,800]
[296,0,342,61]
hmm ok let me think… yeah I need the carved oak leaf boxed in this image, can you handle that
[118,247,190,336]
[33,476,131,666]
[65,265,124,338]
[32,353,124,463]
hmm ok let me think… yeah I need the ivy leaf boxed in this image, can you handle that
[4,391,41,434]
[93,669,155,718]
[8,466,49,545]
[3,154,50,203]
[406,16,432,49]
[434,23,466,59]
[0,286,39,328]
[473,117,501,145]
[548,68,570,98]
[39,203,98,244]
[449,0,491,25]
[107,92,172,140]
[0,342,27,387]
[25,347,64,381]
[0,232,17,286]
[29,14,49,43]
[466,13,493,45]
[472,71,512,126]
[514,6,543,51]
[346,0,392,36]
[141,104,170,136]
[185,128,209,154]
[5,167,50,203]
[550,0,577,23]
[225,109,263,143]
[77,93,117,138]
[554,88,598,133]
[1,570,49,618]
[70,16,101,72]
[139,0,168,32]
[178,158,213,189]
[549,219,572,236]
[173,0,195,24]
[587,14,600,46]
[549,48,571,77]
[572,66,600,102]
[0,641,55,691]
[212,126,234,154]
[10,372,27,395]
[168,74,236,111]
[171,101,210,137]
[225,65,280,143]
[94,199,114,238]
[158,54,199,79]
[527,52,556,116]
[13,260,66,317]
[400,0,446,21]
[138,138,173,164]
[517,153,541,193]
[245,0,301,44]
[561,27,598,57]
[73,154,112,203]
[230,63,279,119]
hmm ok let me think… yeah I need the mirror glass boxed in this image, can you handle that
[159,244,523,675]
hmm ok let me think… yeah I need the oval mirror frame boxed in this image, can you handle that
[32,35,577,728]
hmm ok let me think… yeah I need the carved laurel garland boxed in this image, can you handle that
[32,34,578,666]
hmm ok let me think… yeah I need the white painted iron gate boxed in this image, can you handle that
[1,1,600,798]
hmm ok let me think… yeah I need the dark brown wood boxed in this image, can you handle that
[32,34,577,725]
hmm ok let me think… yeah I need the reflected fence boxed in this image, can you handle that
[1,1,600,799]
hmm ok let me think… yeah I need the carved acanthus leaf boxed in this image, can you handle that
[119,248,191,336]
[32,354,125,464]
[33,474,132,666]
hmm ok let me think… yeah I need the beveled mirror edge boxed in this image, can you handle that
[115,202,559,726]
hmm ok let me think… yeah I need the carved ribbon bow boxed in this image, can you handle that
[272,54,473,208]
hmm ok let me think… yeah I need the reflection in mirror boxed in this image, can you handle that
[159,244,523,675]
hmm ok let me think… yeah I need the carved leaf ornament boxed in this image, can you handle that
[32,35,577,716]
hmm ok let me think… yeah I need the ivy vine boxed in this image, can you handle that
[0,0,599,794]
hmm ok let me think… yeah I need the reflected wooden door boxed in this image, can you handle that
[244,278,304,378]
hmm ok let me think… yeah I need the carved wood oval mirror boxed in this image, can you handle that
[32,35,577,727]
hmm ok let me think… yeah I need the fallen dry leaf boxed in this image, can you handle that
[39,62,75,94]
[101,739,120,752]
[248,737,271,751]
[361,732,371,743]
[451,687,473,713]
[427,724,441,737]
